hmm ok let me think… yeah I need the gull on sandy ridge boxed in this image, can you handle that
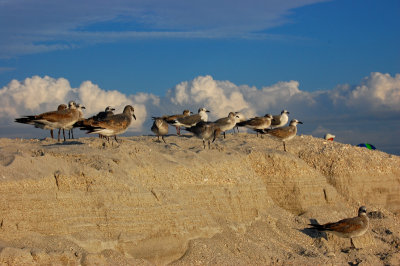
[184,121,221,149]
[172,108,210,129]
[74,106,116,139]
[232,112,246,133]
[213,112,240,138]
[271,109,290,129]
[257,119,303,152]
[236,114,273,137]
[162,110,192,135]
[15,101,85,142]
[308,206,369,249]
[151,117,169,143]
[79,105,136,143]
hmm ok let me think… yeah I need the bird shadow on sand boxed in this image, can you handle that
[299,218,328,240]
[42,140,85,147]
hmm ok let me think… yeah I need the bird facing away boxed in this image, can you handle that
[213,112,240,139]
[79,105,136,143]
[15,101,84,142]
[162,109,192,135]
[184,121,221,149]
[172,108,210,129]
[308,206,369,249]
[151,117,169,143]
[271,109,290,129]
[258,119,303,152]
[51,104,68,139]
[236,114,273,137]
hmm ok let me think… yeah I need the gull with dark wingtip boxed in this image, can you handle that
[236,114,273,137]
[213,112,240,139]
[74,106,115,139]
[308,206,369,249]
[184,121,221,149]
[15,101,84,142]
[271,109,289,129]
[79,105,136,143]
[172,108,209,129]
[258,119,302,151]
[162,109,192,135]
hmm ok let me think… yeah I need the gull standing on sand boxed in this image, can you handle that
[308,206,369,249]
[257,119,302,151]
[68,102,86,139]
[151,117,169,143]
[162,110,192,135]
[15,103,67,139]
[271,110,290,129]
[79,105,136,143]
[213,112,240,139]
[236,114,273,137]
[75,106,116,139]
[233,112,246,133]
[15,101,85,142]
[184,121,221,149]
[172,108,210,129]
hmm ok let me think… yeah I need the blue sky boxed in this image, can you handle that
[1,0,400,154]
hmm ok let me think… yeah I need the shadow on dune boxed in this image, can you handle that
[299,218,328,240]
[42,140,85,146]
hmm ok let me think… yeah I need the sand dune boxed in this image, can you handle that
[0,133,399,265]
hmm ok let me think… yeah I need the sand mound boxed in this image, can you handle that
[0,133,399,265]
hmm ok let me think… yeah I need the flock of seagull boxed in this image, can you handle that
[151,108,303,150]
[15,102,303,151]
[14,102,370,248]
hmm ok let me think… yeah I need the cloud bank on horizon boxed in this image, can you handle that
[1,72,399,154]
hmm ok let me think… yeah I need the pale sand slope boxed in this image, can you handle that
[0,133,399,265]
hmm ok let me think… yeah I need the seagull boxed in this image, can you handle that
[258,119,302,151]
[74,106,116,139]
[79,105,136,143]
[232,112,246,133]
[151,117,169,143]
[213,112,240,138]
[67,102,86,139]
[161,110,192,135]
[184,121,221,149]
[271,110,290,129]
[236,114,273,137]
[308,206,369,249]
[172,108,210,129]
[15,101,84,142]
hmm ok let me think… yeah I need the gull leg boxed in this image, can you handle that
[63,129,66,142]
[203,140,206,149]
[283,142,287,152]
[208,140,211,149]
[58,129,61,142]
[50,129,54,139]
[162,136,166,143]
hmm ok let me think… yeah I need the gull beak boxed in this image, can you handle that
[133,114,137,120]
[206,110,210,113]
[298,121,303,124]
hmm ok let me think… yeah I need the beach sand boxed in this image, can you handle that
[0,133,399,265]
